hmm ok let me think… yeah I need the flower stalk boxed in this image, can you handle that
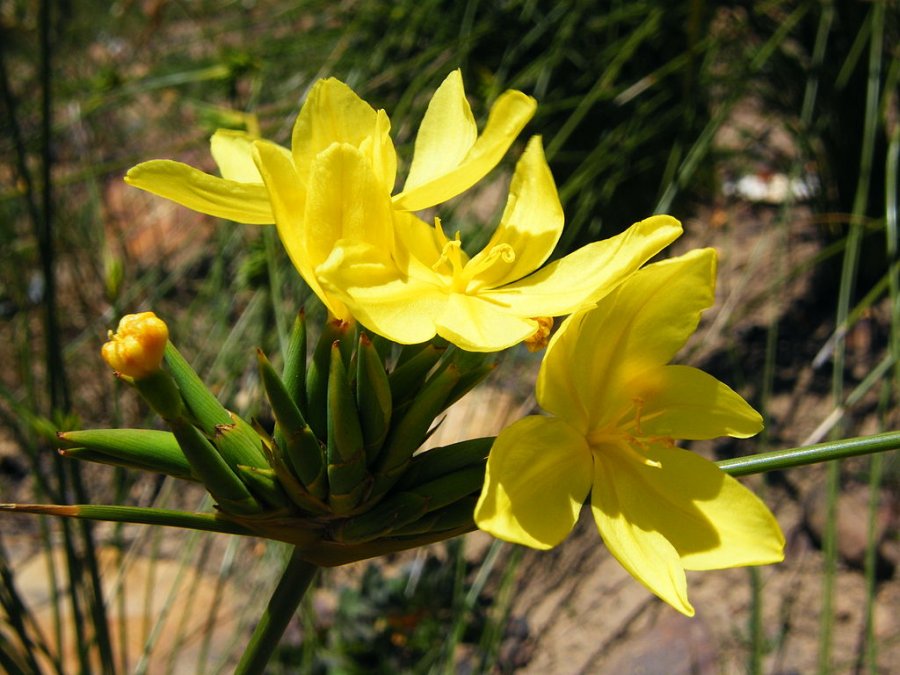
[233,548,319,675]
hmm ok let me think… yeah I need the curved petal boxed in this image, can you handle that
[616,442,785,571]
[488,215,683,318]
[631,365,763,439]
[392,211,445,269]
[317,240,446,345]
[369,109,398,192]
[252,140,345,317]
[591,445,694,616]
[594,248,717,372]
[125,160,273,224]
[466,136,564,290]
[210,130,269,183]
[533,309,594,432]
[302,143,394,266]
[402,70,477,193]
[475,416,592,549]
[535,245,713,428]
[436,293,540,353]
[394,88,537,211]
[291,78,397,190]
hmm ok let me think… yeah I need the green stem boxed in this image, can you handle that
[234,548,319,675]
[716,431,900,477]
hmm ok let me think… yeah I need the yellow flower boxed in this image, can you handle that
[317,137,683,351]
[474,249,784,615]
[125,70,535,318]
[124,70,534,222]
[101,312,169,379]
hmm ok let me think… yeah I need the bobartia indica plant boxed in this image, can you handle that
[4,70,896,674]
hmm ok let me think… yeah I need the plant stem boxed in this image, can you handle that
[234,548,319,675]
[716,431,900,477]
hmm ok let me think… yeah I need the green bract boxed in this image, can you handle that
[67,312,495,566]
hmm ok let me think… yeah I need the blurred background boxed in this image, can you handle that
[1,0,898,672]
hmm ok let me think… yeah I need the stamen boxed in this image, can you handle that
[463,243,517,281]
[524,316,554,352]
[432,239,463,274]
[631,397,645,436]
[589,429,662,468]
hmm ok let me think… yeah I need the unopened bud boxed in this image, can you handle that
[101,312,169,379]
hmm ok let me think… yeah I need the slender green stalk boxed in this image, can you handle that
[165,536,214,675]
[0,536,54,675]
[37,517,63,672]
[865,51,900,675]
[441,538,504,672]
[0,503,255,537]
[823,5,884,671]
[196,537,239,675]
[748,567,763,675]
[478,545,521,672]
[133,527,206,675]
[862,434,884,675]
[264,225,289,359]
[144,527,163,664]
[233,548,319,675]
[716,431,900,477]
[819,459,839,674]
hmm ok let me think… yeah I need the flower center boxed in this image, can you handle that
[430,219,517,293]
[587,428,663,469]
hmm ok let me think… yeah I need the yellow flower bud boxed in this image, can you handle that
[101,312,169,379]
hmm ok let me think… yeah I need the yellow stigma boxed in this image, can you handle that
[101,312,169,379]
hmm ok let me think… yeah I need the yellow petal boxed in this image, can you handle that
[394,85,537,211]
[210,130,265,183]
[252,140,345,317]
[436,294,540,353]
[631,365,764,439]
[533,308,594,433]
[401,70,477,193]
[466,136,564,290]
[391,211,446,270]
[302,143,394,266]
[475,416,592,549]
[488,214,682,318]
[291,78,397,191]
[317,240,446,345]
[595,248,717,370]
[370,109,398,192]
[609,441,784,572]
[536,245,712,427]
[125,160,274,224]
[591,446,694,616]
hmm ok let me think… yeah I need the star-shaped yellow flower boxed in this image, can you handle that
[474,248,785,615]
[124,70,535,223]
[316,136,683,351]
[125,70,535,318]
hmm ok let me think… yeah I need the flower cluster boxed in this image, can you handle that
[127,71,680,352]
[98,71,782,612]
